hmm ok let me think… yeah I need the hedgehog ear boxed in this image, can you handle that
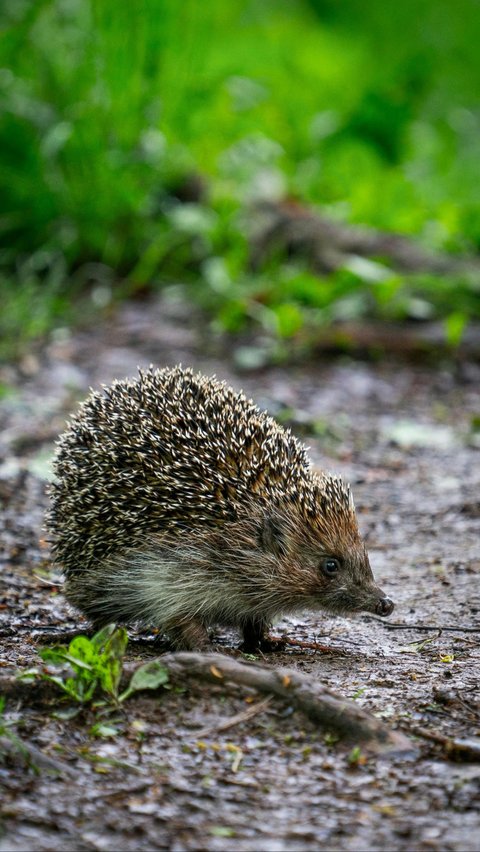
[258,512,288,557]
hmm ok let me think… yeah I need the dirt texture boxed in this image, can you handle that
[1,294,480,851]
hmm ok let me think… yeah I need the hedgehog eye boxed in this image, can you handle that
[321,557,341,577]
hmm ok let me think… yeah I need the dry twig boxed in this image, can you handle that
[195,696,272,738]
[362,616,480,633]
[411,726,480,762]
[0,734,76,777]
[269,635,348,654]
[154,652,414,756]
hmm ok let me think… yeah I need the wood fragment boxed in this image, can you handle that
[362,616,480,633]
[155,652,414,756]
[195,696,272,738]
[411,726,480,761]
[250,199,479,278]
[270,635,348,653]
[2,653,414,756]
[0,734,76,777]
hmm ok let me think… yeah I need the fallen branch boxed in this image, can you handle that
[411,726,480,762]
[250,199,479,277]
[0,734,76,777]
[195,696,272,738]
[362,616,480,633]
[154,652,414,756]
[269,635,348,654]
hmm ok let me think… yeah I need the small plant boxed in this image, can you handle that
[352,686,367,700]
[20,625,169,706]
[37,624,128,704]
[0,695,8,736]
[347,745,368,767]
[0,695,31,765]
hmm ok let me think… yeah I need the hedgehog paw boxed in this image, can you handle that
[241,617,274,653]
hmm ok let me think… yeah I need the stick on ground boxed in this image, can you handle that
[362,616,480,633]
[0,734,76,777]
[155,652,414,756]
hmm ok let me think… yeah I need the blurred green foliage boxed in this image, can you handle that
[1,0,479,356]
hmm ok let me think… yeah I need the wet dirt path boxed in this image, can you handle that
[1,295,479,851]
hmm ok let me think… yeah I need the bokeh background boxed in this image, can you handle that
[1,0,480,358]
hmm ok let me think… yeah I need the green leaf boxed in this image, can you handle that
[16,668,39,682]
[38,647,69,665]
[90,723,120,738]
[42,674,82,700]
[347,745,366,765]
[68,635,97,661]
[119,661,169,703]
[352,687,366,700]
[90,623,119,650]
[344,255,390,283]
[36,625,129,705]
[209,827,236,838]
[62,654,94,672]
[398,635,436,654]
[103,626,128,660]
[272,302,303,338]
[445,311,467,347]
[217,299,248,333]
[98,629,128,697]
[52,706,83,720]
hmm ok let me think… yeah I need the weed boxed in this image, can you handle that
[347,745,367,766]
[20,625,169,707]
[0,695,32,766]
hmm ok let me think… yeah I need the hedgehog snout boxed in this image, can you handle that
[361,582,394,617]
[375,596,394,617]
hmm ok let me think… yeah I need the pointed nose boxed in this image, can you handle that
[376,597,394,617]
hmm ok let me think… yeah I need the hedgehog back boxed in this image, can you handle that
[48,366,312,574]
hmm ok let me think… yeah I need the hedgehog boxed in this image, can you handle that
[47,365,394,650]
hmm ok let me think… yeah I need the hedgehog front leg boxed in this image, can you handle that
[241,617,270,652]
[167,618,211,651]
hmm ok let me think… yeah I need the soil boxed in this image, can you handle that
[1,293,479,852]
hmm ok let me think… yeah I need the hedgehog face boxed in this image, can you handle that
[307,543,394,617]
[257,499,394,619]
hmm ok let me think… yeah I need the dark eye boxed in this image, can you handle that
[321,557,341,577]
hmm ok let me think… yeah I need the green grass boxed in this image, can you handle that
[1,0,480,357]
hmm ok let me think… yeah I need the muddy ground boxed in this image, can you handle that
[0,294,479,852]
